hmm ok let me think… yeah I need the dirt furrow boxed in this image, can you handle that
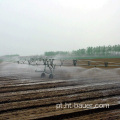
[0,96,119,120]
[0,88,119,113]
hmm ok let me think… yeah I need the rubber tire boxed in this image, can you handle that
[49,74,53,79]
[41,73,46,78]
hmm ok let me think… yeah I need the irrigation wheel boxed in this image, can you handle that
[49,74,54,79]
[41,73,46,78]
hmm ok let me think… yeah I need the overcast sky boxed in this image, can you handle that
[0,0,120,56]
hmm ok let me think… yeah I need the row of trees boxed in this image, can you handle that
[44,45,120,57]
[0,54,19,62]
[44,51,69,56]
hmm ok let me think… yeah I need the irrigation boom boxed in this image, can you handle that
[17,57,120,79]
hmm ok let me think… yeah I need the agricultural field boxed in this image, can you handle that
[0,58,120,120]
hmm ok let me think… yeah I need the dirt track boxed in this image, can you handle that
[0,61,120,120]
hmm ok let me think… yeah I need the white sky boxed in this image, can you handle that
[0,0,120,56]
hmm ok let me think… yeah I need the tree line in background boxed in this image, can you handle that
[44,45,120,57]
[0,54,19,62]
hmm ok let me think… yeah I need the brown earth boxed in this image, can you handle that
[0,59,120,120]
[77,58,120,68]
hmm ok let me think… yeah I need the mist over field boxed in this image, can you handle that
[0,1,120,119]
